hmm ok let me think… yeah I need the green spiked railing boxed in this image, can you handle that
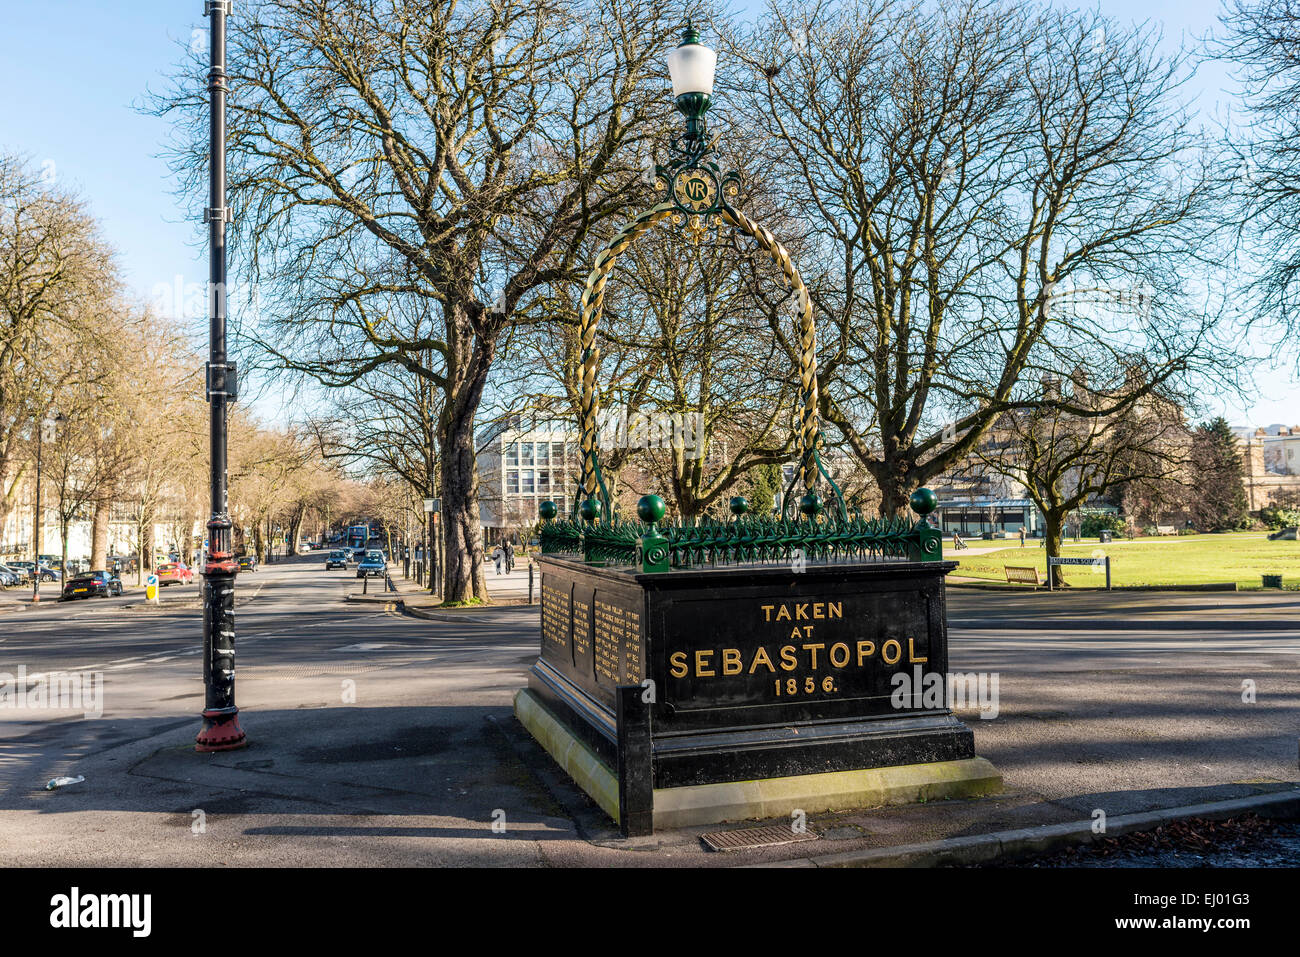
[536,488,943,572]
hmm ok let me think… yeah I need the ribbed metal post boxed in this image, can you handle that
[196,0,246,752]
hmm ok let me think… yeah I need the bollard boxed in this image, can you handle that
[362,574,368,595]
[528,562,534,604]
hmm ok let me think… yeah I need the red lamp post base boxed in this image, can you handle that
[195,708,248,752]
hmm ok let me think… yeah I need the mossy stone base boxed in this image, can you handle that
[514,689,1001,831]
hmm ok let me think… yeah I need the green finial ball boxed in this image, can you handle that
[637,494,666,525]
[799,492,823,516]
[579,498,602,523]
[909,487,937,517]
[538,500,558,521]
[729,496,749,516]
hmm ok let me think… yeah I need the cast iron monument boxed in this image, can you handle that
[514,25,999,836]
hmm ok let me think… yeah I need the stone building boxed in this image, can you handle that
[1239,425,1300,511]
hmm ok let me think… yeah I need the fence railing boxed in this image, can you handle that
[538,489,942,572]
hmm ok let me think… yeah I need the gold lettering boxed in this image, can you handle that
[802,643,825,669]
[828,602,842,619]
[749,647,775,674]
[882,639,902,665]
[669,652,688,678]
[722,648,743,675]
[813,603,825,619]
[857,640,876,665]
[796,603,809,620]
[695,650,715,677]
[776,606,791,621]
[790,626,803,640]
[761,604,775,622]
[829,642,850,668]
[779,645,798,672]
[908,638,929,663]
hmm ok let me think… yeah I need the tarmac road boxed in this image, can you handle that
[0,557,1295,866]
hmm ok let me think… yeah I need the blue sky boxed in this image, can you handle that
[0,0,1294,427]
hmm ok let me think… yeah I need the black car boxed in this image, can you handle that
[62,570,123,600]
[324,549,349,570]
[237,554,259,572]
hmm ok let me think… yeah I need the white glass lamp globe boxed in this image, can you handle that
[667,28,716,98]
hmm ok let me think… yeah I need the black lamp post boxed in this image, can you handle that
[196,0,246,752]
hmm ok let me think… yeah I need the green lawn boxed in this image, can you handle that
[945,533,1300,588]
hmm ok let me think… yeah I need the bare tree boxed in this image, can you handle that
[729,0,1234,515]
[972,370,1191,583]
[1218,0,1300,342]
[0,152,118,538]
[153,0,685,601]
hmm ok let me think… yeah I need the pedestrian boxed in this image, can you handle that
[505,538,515,573]
[1019,526,1025,548]
[492,544,504,575]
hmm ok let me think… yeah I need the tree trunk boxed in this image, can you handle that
[287,504,306,555]
[91,500,109,570]
[440,411,486,603]
[872,452,914,519]
[1044,509,1067,586]
[0,461,28,544]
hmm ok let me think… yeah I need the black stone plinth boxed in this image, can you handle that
[528,556,973,796]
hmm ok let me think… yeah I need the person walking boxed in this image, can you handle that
[1019,526,1026,548]
[492,543,504,575]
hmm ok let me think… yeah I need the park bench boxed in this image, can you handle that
[1004,565,1041,586]
[1156,524,1176,535]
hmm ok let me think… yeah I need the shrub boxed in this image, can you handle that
[1081,513,1126,537]
[1260,506,1300,530]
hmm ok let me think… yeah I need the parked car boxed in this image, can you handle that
[10,561,58,582]
[237,554,258,572]
[0,564,21,587]
[62,570,123,600]
[324,549,349,570]
[155,562,194,586]
[356,549,387,579]
[1,563,32,585]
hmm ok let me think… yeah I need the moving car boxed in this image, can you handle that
[324,549,349,570]
[356,549,387,579]
[155,562,194,585]
[237,554,259,572]
[62,570,123,600]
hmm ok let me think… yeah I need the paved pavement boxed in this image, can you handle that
[0,556,1296,866]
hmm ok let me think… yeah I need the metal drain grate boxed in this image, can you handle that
[701,824,819,852]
